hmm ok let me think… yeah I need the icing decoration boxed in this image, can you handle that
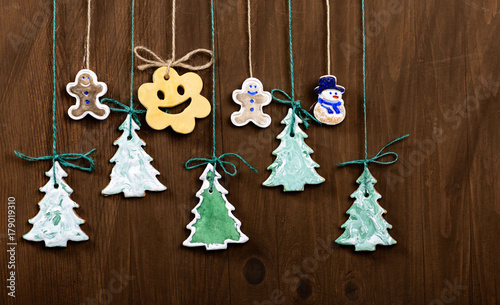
[263,108,325,191]
[183,163,248,250]
[102,114,166,197]
[23,162,89,247]
[137,67,211,134]
[67,69,110,120]
[231,77,272,128]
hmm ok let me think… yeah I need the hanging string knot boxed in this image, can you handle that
[338,134,409,168]
[102,98,146,126]
[271,89,321,129]
[14,149,96,172]
[134,46,213,78]
[185,153,257,177]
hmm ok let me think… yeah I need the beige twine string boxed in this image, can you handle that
[326,0,331,75]
[247,0,253,78]
[85,0,91,69]
[134,0,212,78]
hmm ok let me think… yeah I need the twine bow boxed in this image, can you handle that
[14,149,96,172]
[134,46,213,78]
[338,134,409,168]
[102,98,146,126]
[185,153,257,177]
[271,89,321,130]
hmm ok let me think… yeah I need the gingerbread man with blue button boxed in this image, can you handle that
[66,69,109,120]
[313,75,346,125]
[231,78,272,128]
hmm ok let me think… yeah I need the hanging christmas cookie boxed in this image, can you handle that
[230,0,271,128]
[336,168,396,251]
[264,0,324,192]
[231,78,271,128]
[15,0,95,247]
[23,162,89,247]
[138,67,211,134]
[183,164,249,250]
[100,0,166,198]
[335,0,409,251]
[101,114,166,198]
[134,0,213,134]
[263,108,325,191]
[313,75,345,125]
[67,69,109,120]
[66,0,109,120]
[183,0,256,251]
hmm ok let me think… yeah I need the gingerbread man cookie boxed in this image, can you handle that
[66,69,109,120]
[231,78,272,128]
[313,75,346,125]
[138,67,211,134]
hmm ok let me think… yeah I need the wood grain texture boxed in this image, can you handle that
[0,0,498,304]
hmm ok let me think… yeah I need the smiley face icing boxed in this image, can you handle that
[138,67,211,134]
[66,69,109,120]
[313,75,346,125]
[231,78,272,128]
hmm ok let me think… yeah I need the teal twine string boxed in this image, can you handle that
[129,0,136,138]
[338,0,408,177]
[52,0,57,157]
[101,98,146,126]
[288,0,295,101]
[271,0,320,136]
[102,0,139,138]
[14,0,96,186]
[338,135,409,167]
[185,0,256,190]
[211,0,216,157]
[362,0,367,161]
[51,0,57,181]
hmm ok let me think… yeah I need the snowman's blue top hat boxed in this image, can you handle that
[314,75,345,95]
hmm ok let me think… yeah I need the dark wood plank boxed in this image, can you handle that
[413,1,471,304]
[465,2,500,304]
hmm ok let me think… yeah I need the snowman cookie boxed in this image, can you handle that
[231,78,272,128]
[66,69,109,120]
[313,75,345,125]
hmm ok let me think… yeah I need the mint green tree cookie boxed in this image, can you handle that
[336,168,396,251]
[263,108,325,191]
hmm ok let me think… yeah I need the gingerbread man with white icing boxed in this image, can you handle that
[231,78,272,128]
[66,69,109,120]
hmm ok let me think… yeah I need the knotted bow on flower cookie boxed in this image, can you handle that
[137,67,211,134]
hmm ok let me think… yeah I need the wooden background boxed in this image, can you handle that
[1,0,499,304]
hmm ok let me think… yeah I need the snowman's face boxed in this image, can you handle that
[79,73,93,87]
[245,81,261,96]
[320,89,342,101]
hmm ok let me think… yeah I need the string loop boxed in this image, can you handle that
[338,134,409,168]
[134,46,213,77]
[14,149,96,172]
[271,89,321,130]
[185,153,257,177]
[102,98,146,126]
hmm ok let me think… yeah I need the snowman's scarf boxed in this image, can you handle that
[318,97,342,114]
